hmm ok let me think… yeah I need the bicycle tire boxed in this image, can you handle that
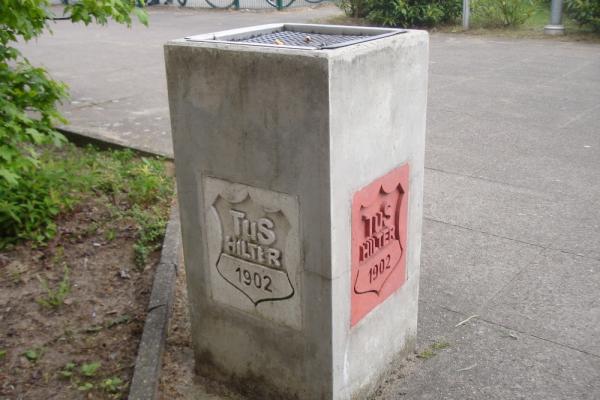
[265,0,296,8]
[204,0,237,8]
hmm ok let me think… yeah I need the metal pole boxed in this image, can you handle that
[544,0,565,35]
[462,0,470,30]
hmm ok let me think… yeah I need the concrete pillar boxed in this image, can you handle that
[165,23,428,400]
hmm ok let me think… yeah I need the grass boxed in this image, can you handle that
[0,143,174,267]
[442,3,600,42]
[36,265,71,309]
[416,341,451,360]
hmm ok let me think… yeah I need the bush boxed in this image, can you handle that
[338,0,370,18]
[471,0,535,27]
[566,0,600,31]
[338,0,462,27]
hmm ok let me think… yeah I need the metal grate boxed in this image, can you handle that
[185,24,405,50]
[232,30,367,49]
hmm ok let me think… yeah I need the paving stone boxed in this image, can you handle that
[482,249,600,356]
[376,313,600,400]
[420,218,543,315]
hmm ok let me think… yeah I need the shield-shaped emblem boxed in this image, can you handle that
[351,164,409,326]
[213,191,295,306]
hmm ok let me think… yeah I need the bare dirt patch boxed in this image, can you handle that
[0,198,162,399]
[159,265,244,400]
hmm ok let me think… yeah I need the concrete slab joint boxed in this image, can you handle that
[165,24,428,400]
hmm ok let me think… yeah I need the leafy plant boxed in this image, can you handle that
[100,377,124,393]
[59,362,77,379]
[36,265,70,308]
[78,382,94,391]
[132,204,169,268]
[23,348,43,363]
[0,0,148,247]
[0,349,6,360]
[1,143,173,249]
[566,0,600,31]
[472,0,535,27]
[80,361,101,377]
[0,0,147,185]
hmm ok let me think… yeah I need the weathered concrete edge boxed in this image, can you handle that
[129,204,182,400]
[57,125,174,159]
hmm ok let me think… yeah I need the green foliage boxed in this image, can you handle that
[59,362,77,379]
[133,204,169,268]
[338,0,371,18]
[23,348,43,363]
[0,349,6,360]
[0,151,79,246]
[0,144,173,250]
[431,341,450,350]
[338,0,462,27]
[100,377,124,394]
[417,341,450,359]
[0,46,68,186]
[0,0,149,252]
[36,265,70,308]
[566,0,600,30]
[66,0,149,26]
[0,0,148,186]
[472,0,535,27]
[78,382,94,391]
[80,361,101,377]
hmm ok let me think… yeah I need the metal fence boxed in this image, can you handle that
[166,0,329,8]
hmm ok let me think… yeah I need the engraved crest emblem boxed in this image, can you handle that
[351,164,410,326]
[203,177,302,329]
[213,195,295,305]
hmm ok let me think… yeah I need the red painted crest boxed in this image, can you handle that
[351,164,409,326]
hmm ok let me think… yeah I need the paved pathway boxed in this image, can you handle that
[18,6,600,399]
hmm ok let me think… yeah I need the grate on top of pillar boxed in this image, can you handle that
[185,23,406,50]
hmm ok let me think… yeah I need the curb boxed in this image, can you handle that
[129,204,182,400]
[57,126,173,160]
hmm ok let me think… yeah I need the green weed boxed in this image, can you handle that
[417,341,451,360]
[431,341,450,351]
[59,362,77,379]
[36,265,70,308]
[0,349,6,360]
[416,349,436,360]
[1,144,173,250]
[132,204,169,269]
[80,361,101,377]
[78,382,94,391]
[23,348,43,363]
[100,377,123,394]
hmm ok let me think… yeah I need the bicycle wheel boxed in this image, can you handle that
[204,0,237,8]
[177,0,187,6]
[265,0,296,8]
